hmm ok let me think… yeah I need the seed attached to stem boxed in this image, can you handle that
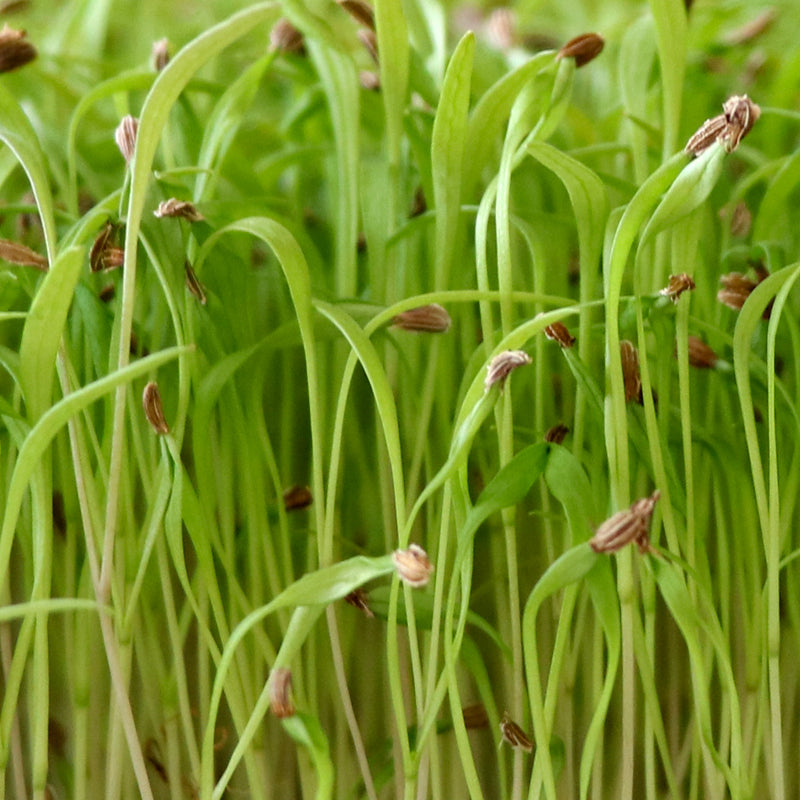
[499,712,534,752]
[544,423,569,445]
[659,273,696,303]
[154,198,204,222]
[718,266,771,318]
[392,543,433,588]
[557,33,604,67]
[620,340,642,404]
[337,0,375,30]
[114,115,139,163]
[283,484,313,511]
[344,588,374,618]
[151,38,169,71]
[270,18,304,53]
[269,668,295,718]
[0,24,35,72]
[184,261,207,305]
[685,94,760,156]
[686,335,719,369]
[392,304,451,333]
[484,350,532,392]
[90,223,123,272]
[544,321,576,348]
[590,491,660,554]
[142,381,169,435]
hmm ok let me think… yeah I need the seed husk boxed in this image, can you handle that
[620,340,642,404]
[392,304,451,333]
[659,273,696,303]
[557,33,604,67]
[590,490,660,554]
[0,238,47,269]
[283,484,313,511]
[499,712,534,752]
[685,94,760,156]
[392,543,433,588]
[114,115,139,163]
[686,335,719,369]
[0,24,35,72]
[359,70,380,91]
[344,588,374,618]
[484,350,532,392]
[90,223,123,272]
[337,0,375,30]
[184,261,207,305]
[151,38,169,71]
[154,198,204,222]
[543,321,576,348]
[142,381,169,435]
[270,18,304,54]
[269,668,295,718]
[462,703,489,729]
[544,423,569,445]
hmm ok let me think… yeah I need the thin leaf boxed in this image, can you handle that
[431,31,474,288]
[19,247,83,421]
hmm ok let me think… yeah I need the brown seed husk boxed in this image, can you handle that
[154,198,204,222]
[659,273,696,303]
[90,223,123,272]
[685,95,760,156]
[485,350,532,392]
[0,24,35,72]
[344,588,374,618]
[142,381,169,435]
[620,340,642,404]
[557,33,604,67]
[543,321,576,348]
[337,0,375,30]
[270,18,304,53]
[462,703,489,729]
[544,423,569,445]
[499,712,534,752]
[590,490,660,554]
[686,335,719,369]
[0,238,47,269]
[392,304,451,333]
[184,261,207,305]
[283,484,313,511]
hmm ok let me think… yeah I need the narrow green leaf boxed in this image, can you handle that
[19,247,83,421]
[0,345,187,599]
[375,0,409,164]
[648,556,738,795]
[460,443,551,551]
[195,53,275,201]
[431,31,474,288]
[282,713,334,800]
[640,143,725,247]
[0,81,58,260]
[462,51,555,195]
